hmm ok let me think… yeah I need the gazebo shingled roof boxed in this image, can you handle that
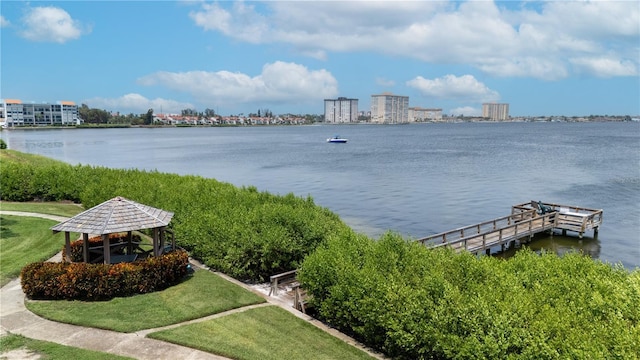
[51,196,173,234]
[51,196,175,264]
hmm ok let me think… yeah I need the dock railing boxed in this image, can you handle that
[512,201,603,238]
[417,210,559,253]
[416,209,538,246]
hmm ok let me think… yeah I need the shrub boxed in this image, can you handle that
[20,250,189,300]
[1,151,349,281]
[0,139,7,149]
[299,233,640,359]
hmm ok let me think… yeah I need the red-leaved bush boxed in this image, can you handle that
[21,250,189,300]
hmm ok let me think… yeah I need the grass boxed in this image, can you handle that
[0,334,133,360]
[0,200,85,218]
[25,270,266,332]
[0,149,61,166]
[0,215,74,286]
[2,203,374,359]
[149,305,375,360]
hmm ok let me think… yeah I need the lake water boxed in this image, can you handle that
[2,122,639,269]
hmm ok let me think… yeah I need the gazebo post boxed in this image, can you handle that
[82,233,90,263]
[102,234,110,264]
[126,231,133,255]
[153,228,160,257]
[160,227,166,254]
[64,232,71,263]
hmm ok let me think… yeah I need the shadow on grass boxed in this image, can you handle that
[0,216,18,239]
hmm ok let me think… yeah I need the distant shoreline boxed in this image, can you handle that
[1,117,637,131]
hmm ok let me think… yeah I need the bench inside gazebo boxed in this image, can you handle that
[51,196,175,264]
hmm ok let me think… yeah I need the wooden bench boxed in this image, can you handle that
[268,269,298,296]
[291,283,311,314]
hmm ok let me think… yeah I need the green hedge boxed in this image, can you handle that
[0,150,349,281]
[298,232,640,359]
[21,250,189,300]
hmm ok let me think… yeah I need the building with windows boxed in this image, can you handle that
[1,99,80,127]
[324,97,359,123]
[408,107,443,122]
[370,93,409,124]
[482,103,510,121]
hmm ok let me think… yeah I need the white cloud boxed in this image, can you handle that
[189,2,268,44]
[570,57,638,78]
[137,61,339,106]
[19,6,89,43]
[1,15,10,27]
[407,74,500,103]
[189,1,639,80]
[84,94,194,114]
[376,78,396,87]
[450,106,481,117]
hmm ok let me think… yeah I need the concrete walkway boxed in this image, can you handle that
[0,278,230,360]
[0,211,230,359]
[0,211,384,359]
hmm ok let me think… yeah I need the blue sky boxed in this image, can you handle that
[1,1,639,117]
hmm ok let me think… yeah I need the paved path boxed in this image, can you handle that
[0,211,230,359]
[0,211,70,223]
[0,211,384,359]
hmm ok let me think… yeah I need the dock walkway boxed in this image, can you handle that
[416,201,603,255]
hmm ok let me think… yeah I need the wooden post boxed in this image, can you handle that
[82,233,89,262]
[160,227,166,254]
[64,232,71,262]
[102,234,110,264]
[153,228,160,256]
[127,231,133,255]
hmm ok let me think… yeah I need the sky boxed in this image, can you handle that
[1,1,639,117]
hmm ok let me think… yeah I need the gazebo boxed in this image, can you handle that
[51,196,175,264]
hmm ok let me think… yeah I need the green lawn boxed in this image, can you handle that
[26,270,266,332]
[0,334,133,360]
[3,205,375,359]
[149,305,375,360]
[0,200,84,218]
[0,215,72,286]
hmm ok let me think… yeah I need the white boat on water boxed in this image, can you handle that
[327,135,348,143]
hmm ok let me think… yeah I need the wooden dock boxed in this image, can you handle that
[512,201,603,238]
[267,201,604,313]
[416,201,603,255]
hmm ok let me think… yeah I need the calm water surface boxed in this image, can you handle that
[3,122,639,269]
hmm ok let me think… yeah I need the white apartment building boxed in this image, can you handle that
[1,99,80,127]
[408,107,443,122]
[482,103,510,121]
[324,97,359,123]
[370,93,409,124]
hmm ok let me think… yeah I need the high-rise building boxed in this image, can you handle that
[324,97,359,123]
[370,93,409,124]
[408,107,443,122]
[1,99,80,127]
[482,103,509,121]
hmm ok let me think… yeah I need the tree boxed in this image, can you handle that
[204,108,216,117]
[78,104,111,124]
[145,109,154,125]
[181,108,197,116]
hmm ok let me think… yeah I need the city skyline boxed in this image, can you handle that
[1,1,638,117]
